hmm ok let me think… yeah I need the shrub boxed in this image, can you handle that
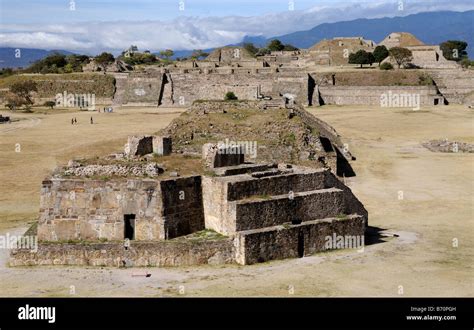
[380,62,394,70]
[460,58,474,69]
[224,91,238,101]
[418,74,434,86]
[44,101,56,109]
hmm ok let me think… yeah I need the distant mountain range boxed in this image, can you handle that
[245,10,474,55]
[1,10,472,69]
[0,48,74,69]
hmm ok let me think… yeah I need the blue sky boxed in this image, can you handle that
[1,0,473,52]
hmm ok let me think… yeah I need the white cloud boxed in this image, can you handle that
[0,0,472,53]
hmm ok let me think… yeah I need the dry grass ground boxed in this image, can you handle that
[0,106,184,230]
[0,104,472,297]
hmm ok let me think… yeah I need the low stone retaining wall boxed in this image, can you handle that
[318,85,440,106]
[9,238,235,267]
[235,215,365,265]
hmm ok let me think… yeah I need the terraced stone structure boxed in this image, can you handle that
[11,111,367,267]
[103,32,474,109]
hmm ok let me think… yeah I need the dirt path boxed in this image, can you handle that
[0,117,41,133]
[0,105,472,297]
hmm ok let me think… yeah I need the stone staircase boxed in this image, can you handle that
[112,73,128,106]
[202,163,367,264]
[428,69,474,104]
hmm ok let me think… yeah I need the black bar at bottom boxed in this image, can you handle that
[0,298,471,329]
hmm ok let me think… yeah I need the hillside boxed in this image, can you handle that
[249,10,474,56]
[0,48,74,69]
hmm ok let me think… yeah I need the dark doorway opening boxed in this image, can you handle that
[320,136,335,152]
[336,148,356,178]
[124,214,136,240]
[297,231,305,258]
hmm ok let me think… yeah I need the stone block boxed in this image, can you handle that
[124,135,154,157]
[202,143,245,168]
[153,136,172,155]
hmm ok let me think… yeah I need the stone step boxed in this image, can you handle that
[234,214,365,265]
[232,187,346,232]
[225,167,331,201]
[213,163,278,176]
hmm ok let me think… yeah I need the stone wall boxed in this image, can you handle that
[318,85,441,106]
[235,215,365,265]
[10,238,234,267]
[38,178,163,242]
[116,70,310,107]
[120,75,163,106]
[202,176,229,235]
[233,188,346,232]
[38,176,205,242]
[225,169,328,201]
[160,176,205,239]
[202,166,367,236]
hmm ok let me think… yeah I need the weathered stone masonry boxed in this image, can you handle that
[37,176,204,242]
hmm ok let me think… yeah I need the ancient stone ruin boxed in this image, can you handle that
[106,32,474,109]
[10,102,368,267]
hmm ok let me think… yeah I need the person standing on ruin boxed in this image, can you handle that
[90,116,94,124]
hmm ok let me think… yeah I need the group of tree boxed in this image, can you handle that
[26,53,90,74]
[5,80,38,111]
[94,52,115,71]
[243,39,299,57]
[190,49,209,60]
[348,45,414,69]
[347,38,474,70]
[348,45,390,68]
[440,40,468,61]
[120,51,157,66]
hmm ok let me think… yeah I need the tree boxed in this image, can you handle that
[348,50,375,68]
[5,93,27,111]
[26,53,89,73]
[63,63,74,73]
[159,49,174,60]
[224,91,238,101]
[191,49,209,60]
[267,39,285,52]
[10,80,37,107]
[256,48,270,56]
[243,43,259,56]
[389,47,413,68]
[283,44,299,51]
[373,45,389,66]
[440,40,468,61]
[94,52,115,71]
